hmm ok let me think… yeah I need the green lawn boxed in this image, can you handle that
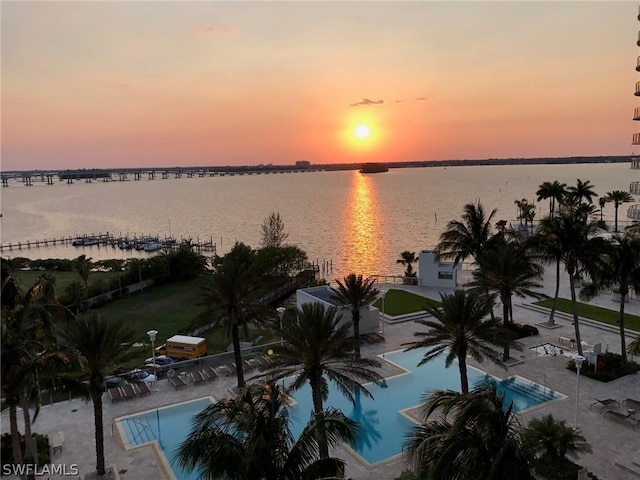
[372,289,440,316]
[12,270,122,293]
[533,298,640,332]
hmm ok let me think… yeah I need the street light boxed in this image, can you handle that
[573,353,586,429]
[276,307,286,347]
[147,329,158,377]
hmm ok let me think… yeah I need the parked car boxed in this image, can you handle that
[104,376,128,391]
[144,355,175,366]
[127,369,157,383]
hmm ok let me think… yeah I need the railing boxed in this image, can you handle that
[630,181,640,195]
[636,56,640,71]
[530,373,547,389]
[628,204,640,221]
[634,107,640,120]
[633,134,640,145]
[632,157,640,168]
[635,81,640,96]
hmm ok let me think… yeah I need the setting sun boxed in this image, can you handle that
[354,124,371,139]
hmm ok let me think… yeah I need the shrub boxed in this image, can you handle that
[505,322,539,338]
[567,352,640,382]
[1,432,51,471]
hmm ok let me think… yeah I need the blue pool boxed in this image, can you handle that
[116,350,562,478]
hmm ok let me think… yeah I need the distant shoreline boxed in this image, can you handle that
[0,154,632,177]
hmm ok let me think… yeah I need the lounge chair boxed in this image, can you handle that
[590,398,619,411]
[190,371,207,385]
[168,375,187,390]
[205,367,219,381]
[603,410,639,430]
[623,398,640,410]
[121,383,137,400]
[136,382,152,396]
[107,387,124,403]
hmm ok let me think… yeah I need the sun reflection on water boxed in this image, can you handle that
[340,172,382,277]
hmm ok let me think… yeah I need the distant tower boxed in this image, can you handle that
[631,5,640,225]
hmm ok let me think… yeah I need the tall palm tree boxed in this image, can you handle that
[177,384,358,480]
[260,303,381,459]
[523,414,591,480]
[435,201,500,265]
[580,236,640,365]
[405,384,534,480]
[536,181,567,218]
[397,250,418,283]
[203,243,267,388]
[75,254,92,290]
[1,270,69,476]
[536,207,608,356]
[58,314,134,477]
[605,190,634,232]
[332,273,379,358]
[402,290,505,393]
[566,178,597,205]
[470,239,545,361]
[598,196,606,223]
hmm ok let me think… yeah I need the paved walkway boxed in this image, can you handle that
[2,273,639,480]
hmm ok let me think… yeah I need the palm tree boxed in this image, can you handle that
[260,303,381,459]
[536,207,608,356]
[536,181,567,218]
[435,201,500,265]
[598,196,606,223]
[58,314,134,477]
[1,270,70,476]
[605,190,634,232]
[202,243,267,388]
[580,236,640,365]
[566,178,597,205]
[397,251,418,284]
[523,414,591,480]
[75,254,92,290]
[332,273,379,358]
[470,239,545,361]
[405,383,534,480]
[177,384,358,480]
[402,290,505,393]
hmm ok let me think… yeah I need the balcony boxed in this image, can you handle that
[631,181,640,195]
[637,56,640,72]
[634,107,640,120]
[628,204,640,221]
[633,157,640,168]
[635,81,640,96]
[633,134,640,145]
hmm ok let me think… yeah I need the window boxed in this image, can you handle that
[438,271,453,280]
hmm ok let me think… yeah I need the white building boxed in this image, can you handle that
[296,285,378,335]
[418,249,467,288]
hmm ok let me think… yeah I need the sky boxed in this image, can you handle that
[1,1,638,170]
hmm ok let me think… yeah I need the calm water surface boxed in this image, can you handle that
[1,163,632,280]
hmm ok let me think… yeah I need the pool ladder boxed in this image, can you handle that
[112,418,155,445]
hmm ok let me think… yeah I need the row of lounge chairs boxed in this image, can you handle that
[361,332,385,344]
[168,367,220,390]
[108,382,151,402]
[591,398,640,430]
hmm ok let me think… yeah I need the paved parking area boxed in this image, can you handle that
[2,277,639,479]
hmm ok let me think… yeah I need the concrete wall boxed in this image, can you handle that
[296,285,376,336]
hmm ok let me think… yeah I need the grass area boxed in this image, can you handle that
[372,289,440,316]
[94,276,278,368]
[12,270,122,293]
[533,297,640,332]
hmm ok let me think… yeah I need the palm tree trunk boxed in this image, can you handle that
[502,298,510,362]
[458,353,469,393]
[547,260,561,326]
[92,386,106,476]
[311,380,329,459]
[619,295,628,365]
[568,274,583,356]
[352,310,361,359]
[9,405,27,480]
[20,394,38,474]
[614,205,619,232]
[231,324,246,389]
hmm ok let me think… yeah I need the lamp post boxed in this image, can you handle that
[276,307,286,347]
[573,354,586,429]
[147,329,158,378]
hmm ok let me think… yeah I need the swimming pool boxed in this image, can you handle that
[116,349,563,478]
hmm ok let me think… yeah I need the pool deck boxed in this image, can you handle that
[2,275,639,480]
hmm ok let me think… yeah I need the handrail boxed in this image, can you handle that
[112,418,155,444]
[530,374,548,392]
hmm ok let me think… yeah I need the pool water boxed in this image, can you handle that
[117,350,562,477]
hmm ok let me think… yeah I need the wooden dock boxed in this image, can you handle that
[0,232,216,255]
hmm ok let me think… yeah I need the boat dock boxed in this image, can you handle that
[0,233,216,254]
